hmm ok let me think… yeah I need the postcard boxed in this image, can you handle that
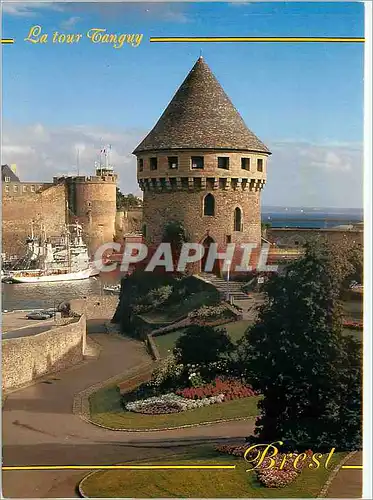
[1,1,369,498]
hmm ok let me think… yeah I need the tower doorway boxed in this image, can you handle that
[201,235,221,275]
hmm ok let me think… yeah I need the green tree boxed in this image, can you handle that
[116,188,142,210]
[239,240,362,451]
[174,325,234,365]
[162,220,189,252]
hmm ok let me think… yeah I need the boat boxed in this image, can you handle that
[103,284,121,294]
[3,221,100,284]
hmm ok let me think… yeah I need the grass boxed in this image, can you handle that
[153,328,188,357]
[223,320,253,343]
[89,383,260,430]
[342,299,363,322]
[81,446,346,498]
[342,327,363,342]
[142,291,220,325]
[154,320,253,358]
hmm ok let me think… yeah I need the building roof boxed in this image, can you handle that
[2,164,20,182]
[133,57,270,155]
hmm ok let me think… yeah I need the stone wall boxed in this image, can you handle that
[69,296,119,320]
[143,188,261,248]
[267,228,363,248]
[74,179,117,253]
[2,182,67,255]
[2,315,86,392]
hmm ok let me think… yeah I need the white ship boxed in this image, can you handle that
[3,222,100,284]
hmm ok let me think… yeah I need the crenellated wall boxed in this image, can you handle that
[2,182,67,255]
[136,149,268,256]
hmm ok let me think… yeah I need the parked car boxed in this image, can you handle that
[26,311,50,320]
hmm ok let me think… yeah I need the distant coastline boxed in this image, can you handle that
[262,207,363,229]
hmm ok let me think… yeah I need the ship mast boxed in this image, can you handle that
[66,224,71,272]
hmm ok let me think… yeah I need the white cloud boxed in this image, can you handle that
[2,2,64,17]
[2,122,145,196]
[2,124,363,208]
[264,141,363,208]
[60,16,80,30]
[3,1,191,23]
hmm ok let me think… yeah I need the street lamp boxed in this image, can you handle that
[226,259,231,302]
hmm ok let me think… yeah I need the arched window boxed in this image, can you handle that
[234,207,242,231]
[203,193,215,216]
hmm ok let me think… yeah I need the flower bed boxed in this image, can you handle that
[125,393,225,414]
[215,444,315,488]
[343,320,363,330]
[176,377,256,401]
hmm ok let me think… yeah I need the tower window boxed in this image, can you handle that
[4,177,10,183]
[138,159,144,172]
[257,159,264,172]
[13,185,18,193]
[218,157,229,170]
[191,156,204,169]
[23,185,27,192]
[168,156,178,169]
[150,157,158,171]
[5,186,9,193]
[30,185,35,192]
[203,193,215,216]
[241,158,250,171]
[234,207,242,232]
[226,235,232,244]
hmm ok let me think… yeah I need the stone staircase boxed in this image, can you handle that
[198,272,249,300]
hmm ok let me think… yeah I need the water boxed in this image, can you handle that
[1,270,122,312]
[2,208,363,311]
[261,208,363,229]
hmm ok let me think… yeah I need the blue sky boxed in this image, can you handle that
[2,1,365,208]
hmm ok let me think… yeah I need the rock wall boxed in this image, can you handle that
[2,182,67,255]
[143,189,261,248]
[2,315,86,392]
[69,296,119,320]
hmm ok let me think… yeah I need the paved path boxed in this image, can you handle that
[326,451,363,498]
[2,323,255,498]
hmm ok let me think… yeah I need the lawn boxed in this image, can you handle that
[142,291,220,325]
[81,446,345,498]
[154,320,253,358]
[342,299,363,322]
[153,328,187,357]
[89,383,260,430]
[224,320,252,343]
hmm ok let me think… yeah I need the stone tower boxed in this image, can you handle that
[133,57,270,271]
[65,151,117,254]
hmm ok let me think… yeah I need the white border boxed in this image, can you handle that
[363,1,372,498]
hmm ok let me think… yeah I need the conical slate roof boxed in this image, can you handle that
[133,57,270,154]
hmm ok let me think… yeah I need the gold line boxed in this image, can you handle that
[341,465,363,469]
[3,465,236,471]
[1,39,15,44]
[150,37,364,43]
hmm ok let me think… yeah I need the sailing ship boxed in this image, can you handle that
[3,221,100,283]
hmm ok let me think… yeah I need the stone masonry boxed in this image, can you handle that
[133,57,271,272]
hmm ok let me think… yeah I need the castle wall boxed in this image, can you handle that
[143,189,261,247]
[267,227,363,247]
[73,177,117,253]
[137,148,266,264]
[2,315,86,392]
[2,183,67,255]
[136,149,268,181]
